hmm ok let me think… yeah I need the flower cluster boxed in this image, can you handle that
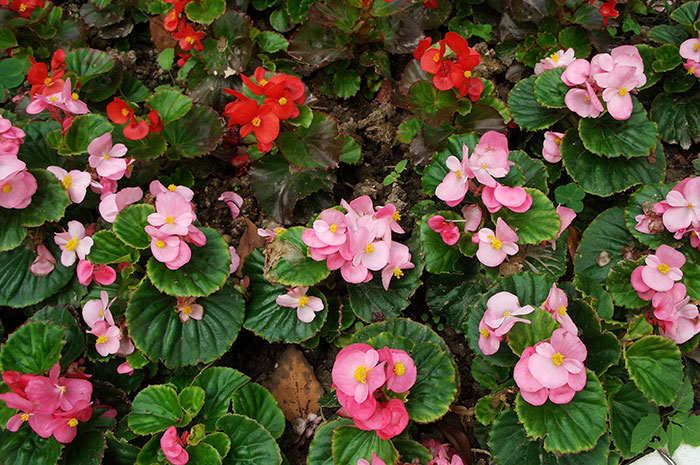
[630,245,700,344]
[514,328,588,405]
[414,32,484,101]
[680,35,700,78]
[0,364,93,443]
[161,426,190,465]
[106,97,163,141]
[422,439,465,465]
[276,286,324,323]
[6,0,44,17]
[223,67,306,153]
[145,180,205,270]
[651,177,700,243]
[559,45,646,120]
[302,196,413,288]
[162,0,204,67]
[83,291,134,372]
[332,344,416,439]
[0,125,36,209]
[478,291,534,355]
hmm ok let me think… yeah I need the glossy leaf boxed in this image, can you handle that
[199,11,253,75]
[624,183,675,248]
[126,281,244,368]
[493,188,560,244]
[278,112,343,169]
[146,227,230,297]
[650,92,700,150]
[88,230,139,264]
[113,204,154,249]
[232,382,285,439]
[184,0,225,24]
[146,90,193,124]
[566,300,620,374]
[426,272,489,332]
[332,425,398,465]
[62,114,113,155]
[533,68,567,108]
[606,259,647,309]
[521,231,568,280]
[351,317,452,356]
[193,367,250,432]
[287,22,352,71]
[29,306,84,368]
[509,150,549,193]
[508,75,565,130]
[609,382,658,458]
[216,414,282,465]
[407,80,457,125]
[112,131,167,161]
[418,211,463,274]
[162,105,223,158]
[573,272,615,320]
[128,384,183,435]
[507,308,559,356]
[264,226,330,287]
[405,341,457,423]
[307,419,353,465]
[0,424,62,465]
[187,443,222,465]
[0,321,65,373]
[65,48,115,81]
[624,335,683,406]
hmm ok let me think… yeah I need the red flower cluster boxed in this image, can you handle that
[162,0,204,53]
[106,97,163,141]
[223,67,306,153]
[8,0,44,18]
[414,32,484,102]
[27,49,66,97]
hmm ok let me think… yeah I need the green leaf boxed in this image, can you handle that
[663,66,697,93]
[112,131,167,161]
[255,31,288,53]
[516,370,607,453]
[508,75,565,131]
[11,169,70,229]
[650,92,700,150]
[185,0,225,24]
[113,204,154,249]
[557,28,591,57]
[30,306,84,368]
[135,434,161,465]
[624,183,675,248]
[333,69,361,99]
[332,426,398,465]
[162,105,223,158]
[146,90,193,124]
[278,112,343,169]
[179,386,205,422]
[652,44,682,72]
[129,385,184,435]
[60,429,107,465]
[0,424,62,465]
[243,249,327,343]
[418,212,463,274]
[672,377,694,413]
[405,341,457,423]
[0,321,65,373]
[88,230,139,264]
[671,1,700,25]
[629,413,663,454]
[65,48,115,81]
[533,68,568,108]
[509,150,549,193]
[193,367,250,432]
[609,382,658,458]
[426,272,489,332]
[391,437,432,465]
[624,335,683,406]
[17,121,62,169]
[147,227,230,297]
[507,308,559,356]
[578,98,659,158]
[339,135,361,164]
[62,114,113,155]
[287,22,352,71]
[561,130,665,197]
[287,0,313,23]
[188,443,222,465]
[398,117,422,144]
[265,226,331,287]
[126,281,245,368]
[232,382,285,439]
[308,419,352,465]
[0,58,26,89]
[199,11,253,75]
[636,44,664,91]
[157,48,175,71]
[567,299,620,374]
[475,395,501,426]
[493,188,560,244]
[573,274,614,320]
[683,415,700,446]
[407,80,457,125]
[421,133,480,195]
[200,432,232,458]
[0,28,18,48]
[216,414,282,465]
[574,207,635,283]
[626,314,653,341]
[521,231,568,280]
[648,25,688,45]
[0,241,74,307]
[606,259,647,309]
[351,317,452,358]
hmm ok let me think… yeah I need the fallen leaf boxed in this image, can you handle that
[439,423,473,465]
[149,15,177,53]
[567,225,580,259]
[236,218,266,274]
[262,346,324,422]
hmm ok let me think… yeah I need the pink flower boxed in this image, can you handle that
[219,191,243,219]
[555,205,576,240]
[54,220,94,266]
[82,290,116,329]
[0,116,26,156]
[381,242,414,291]
[661,177,700,232]
[60,79,89,115]
[600,66,638,120]
[145,225,192,270]
[542,131,564,163]
[564,82,604,118]
[478,320,502,356]
[88,320,121,357]
[25,364,92,414]
[640,245,685,292]
[481,183,532,214]
[461,204,482,231]
[357,453,386,465]
[631,265,656,301]
[660,297,700,344]
[47,400,92,443]
[77,260,117,286]
[427,215,460,245]
[0,169,37,209]
[117,361,134,376]
[332,343,386,403]
[680,36,700,62]
[87,133,128,180]
[25,92,68,115]
[534,48,575,75]
[312,209,348,246]
[176,297,204,323]
[475,218,519,267]
[542,284,577,333]
[229,246,240,274]
[46,166,91,203]
[160,426,189,465]
[482,291,535,336]
[147,191,195,236]
[435,149,473,207]
[374,398,409,440]
[98,187,143,223]
[377,347,416,393]
[468,131,511,188]
[683,59,700,78]
[30,244,56,277]
[561,58,591,86]
[351,228,390,271]
[150,180,194,201]
[0,391,52,437]
[276,286,324,323]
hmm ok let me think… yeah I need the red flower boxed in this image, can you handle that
[147,110,163,133]
[444,32,480,70]
[599,0,619,26]
[50,49,66,72]
[27,62,64,96]
[176,53,191,67]
[172,21,204,52]
[420,40,446,75]
[421,0,437,7]
[9,0,43,18]
[266,74,306,105]
[263,83,300,120]
[123,118,149,141]
[223,90,256,126]
[163,1,185,32]
[106,98,134,125]
[240,104,279,145]
[240,67,270,96]
[432,59,454,91]
[453,75,484,102]
[414,37,432,60]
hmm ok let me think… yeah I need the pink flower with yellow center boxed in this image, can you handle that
[475,218,519,267]
[54,220,94,267]
[276,286,324,323]
[640,244,685,292]
[176,296,204,323]
[332,343,386,403]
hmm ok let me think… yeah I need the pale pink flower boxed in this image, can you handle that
[469,131,511,188]
[25,364,92,414]
[374,398,409,440]
[631,265,655,301]
[351,228,390,271]
[145,225,192,270]
[258,226,284,242]
[475,218,519,267]
[117,361,134,376]
[534,48,576,75]
[160,426,189,465]
[478,320,501,356]
[661,177,700,232]
[660,297,700,344]
[25,92,67,115]
[0,117,26,156]
[147,191,195,236]
[312,209,348,246]
[641,245,685,292]
[561,59,591,87]
[149,180,194,201]
[46,166,91,203]
[219,191,243,219]
[542,284,577,333]
[381,242,414,290]
[680,36,700,62]
[427,215,460,245]
[0,391,52,436]
[683,59,700,78]
[82,290,116,329]
[88,320,121,357]
[0,155,26,182]
[564,82,604,118]
[30,244,56,277]
[542,131,564,163]
[377,347,416,393]
[461,204,482,231]
[373,203,405,242]
[555,205,576,240]
[90,177,117,199]
[176,296,204,323]
[332,343,386,403]
[98,187,143,223]
[481,183,532,213]
[47,400,92,443]
[87,133,128,180]
[276,286,324,323]
[357,453,386,465]
[54,221,94,266]
[0,169,37,209]
[435,148,473,207]
[600,66,638,120]
[229,246,240,274]
[60,79,89,115]
[482,291,535,336]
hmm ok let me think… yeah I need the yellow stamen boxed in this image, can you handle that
[62,174,72,190]
[64,237,79,251]
[689,203,695,209]
[480,327,489,338]
[618,87,628,96]
[165,215,174,224]
[59,385,67,393]
[503,311,512,317]
[657,263,670,274]
[585,96,590,102]
[463,70,472,78]
[554,137,562,145]
[20,414,29,422]
[182,305,192,315]
[2,185,11,193]
[298,295,309,307]
[67,418,78,427]
[488,235,502,250]
[392,211,401,221]
[550,52,559,62]
[168,184,177,191]
[19,3,26,12]
[98,310,103,317]
[689,67,696,75]
[366,243,374,254]
[96,335,108,344]
[44,77,54,87]
[49,96,57,102]
[455,170,462,179]
[551,352,564,366]
[695,43,699,51]
[251,117,261,127]
[121,108,129,117]
[185,36,195,45]
[393,269,404,279]
[354,365,369,384]
[433,53,440,62]
[259,78,268,86]
[278,97,288,105]
[329,224,337,233]
[394,362,406,376]
[103,154,110,160]
[71,92,79,100]
[558,306,567,316]
[274,227,284,234]
[155,240,165,248]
